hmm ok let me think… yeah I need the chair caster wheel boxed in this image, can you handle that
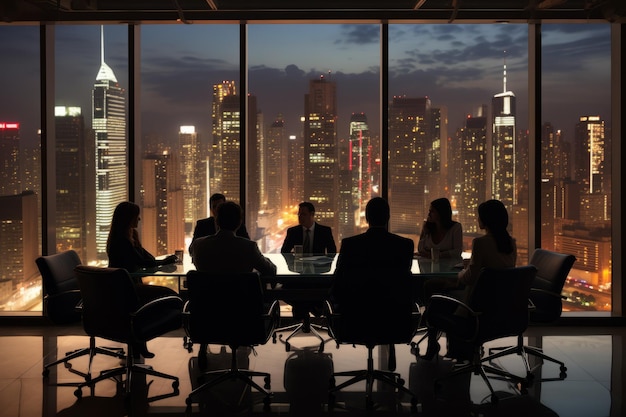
[74,388,82,399]
[263,395,272,406]
[172,380,179,389]
[559,371,567,379]
[64,362,73,369]
[560,365,567,373]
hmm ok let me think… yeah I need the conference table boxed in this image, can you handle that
[135,253,463,304]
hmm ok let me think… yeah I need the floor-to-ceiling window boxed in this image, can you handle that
[248,24,381,252]
[0,26,41,313]
[542,24,612,312]
[388,24,529,258]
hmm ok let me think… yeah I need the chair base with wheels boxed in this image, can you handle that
[43,336,125,384]
[328,344,418,412]
[185,343,272,413]
[73,344,179,402]
[487,334,567,379]
[274,315,329,352]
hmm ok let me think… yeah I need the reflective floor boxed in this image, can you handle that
[0,322,623,416]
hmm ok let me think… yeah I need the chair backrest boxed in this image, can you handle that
[330,267,414,345]
[35,250,82,323]
[74,265,139,343]
[469,265,537,343]
[185,271,270,347]
[36,250,81,296]
[529,248,576,322]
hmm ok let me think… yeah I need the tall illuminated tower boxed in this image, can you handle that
[388,96,431,236]
[458,114,488,235]
[55,106,87,258]
[210,81,236,195]
[491,57,516,213]
[266,114,286,211]
[93,26,127,261]
[575,116,605,194]
[303,75,338,235]
[349,112,371,227]
[179,125,205,232]
[0,121,20,196]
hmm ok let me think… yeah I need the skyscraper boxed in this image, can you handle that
[93,26,127,261]
[303,75,338,235]
[575,116,606,194]
[458,114,488,235]
[0,121,20,196]
[55,106,87,258]
[210,81,236,195]
[266,114,286,212]
[348,112,371,229]
[388,96,431,237]
[179,125,205,233]
[141,150,184,255]
[491,59,516,213]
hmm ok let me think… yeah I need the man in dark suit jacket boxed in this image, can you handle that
[281,202,337,254]
[332,197,414,312]
[190,193,249,251]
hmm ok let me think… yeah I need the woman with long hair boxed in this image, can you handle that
[421,199,516,361]
[107,201,177,272]
[417,197,463,259]
[106,201,178,359]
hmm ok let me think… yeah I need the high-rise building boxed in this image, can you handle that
[266,114,286,212]
[491,60,516,213]
[575,116,606,194]
[0,122,20,196]
[458,115,488,235]
[388,96,431,237]
[0,191,38,311]
[349,112,372,224]
[54,106,87,258]
[141,150,185,255]
[209,81,236,195]
[303,75,338,236]
[179,125,205,233]
[93,26,127,261]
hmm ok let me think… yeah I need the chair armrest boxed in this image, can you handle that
[131,295,184,340]
[425,295,479,341]
[530,287,567,300]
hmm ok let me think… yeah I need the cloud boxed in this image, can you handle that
[337,24,380,45]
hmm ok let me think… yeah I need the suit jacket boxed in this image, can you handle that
[331,227,414,311]
[190,217,250,251]
[189,230,276,276]
[280,222,337,254]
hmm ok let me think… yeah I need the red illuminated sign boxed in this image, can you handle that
[0,122,20,129]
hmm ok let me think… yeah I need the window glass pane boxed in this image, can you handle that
[140,25,239,262]
[388,24,529,259]
[248,24,381,252]
[542,24,611,312]
[56,25,128,266]
[0,26,41,312]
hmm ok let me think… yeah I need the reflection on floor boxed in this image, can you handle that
[0,323,622,416]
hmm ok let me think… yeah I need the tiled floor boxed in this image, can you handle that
[0,323,623,416]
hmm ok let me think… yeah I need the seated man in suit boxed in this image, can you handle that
[190,193,250,252]
[281,202,337,255]
[280,201,337,327]
[331,197,415,369]
[189,201,276,276]
[332,197,414,307]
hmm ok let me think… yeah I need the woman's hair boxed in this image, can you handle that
[424,197,455,235]
[106,201,141,254]
[478,199,514,254]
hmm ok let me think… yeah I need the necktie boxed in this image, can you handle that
[303,229,311,254]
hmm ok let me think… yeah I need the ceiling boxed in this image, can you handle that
[2,0,625,24]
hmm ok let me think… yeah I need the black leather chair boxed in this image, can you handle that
[72,266,183,401]
[183,271,280,411]
[37,250,124,380]
[488,249,576,377]
[425,265,537,404]
[325,269,419,411]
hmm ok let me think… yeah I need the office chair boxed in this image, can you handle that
[73,266,182,401]
[488,249,575,378]
[37,250,124,380]
[425,265,537,404]
[325,268,420,411]
[183,271,280,412]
